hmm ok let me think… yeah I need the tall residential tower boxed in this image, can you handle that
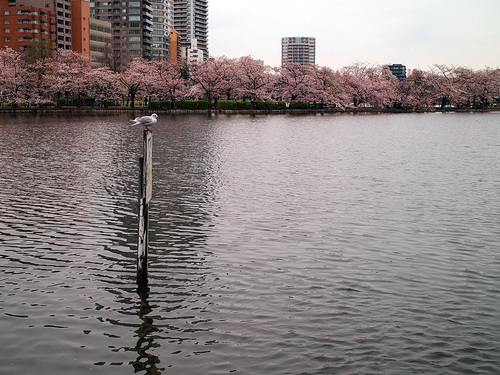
[90,0,153,71]
[173,0,207,62]
[281,36,315,66]
[151,0,172,60]
[388,64,407,81]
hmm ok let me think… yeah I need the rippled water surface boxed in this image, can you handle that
[1,112,499,374]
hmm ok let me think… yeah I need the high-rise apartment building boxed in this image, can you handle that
[0,0,73,51]
[173,0,207,62]
[30,0,73,50]
[281,36,315,66]
[388,64,406,81]
[89,16,111,66]
[0,0,57,52]
[54,0,73,49]
[90,0,153,70]
[151,0,171,60]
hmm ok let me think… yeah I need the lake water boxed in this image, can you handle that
[0,112,499,374]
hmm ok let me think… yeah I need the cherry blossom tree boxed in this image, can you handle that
[341,63,398,108]
[189,56,237,107]
[427,64,464,108]
[150,59,187,106]
[0,48,29,105]
[396,69,436,110]
[3,45,500,111]
[453,67,500,108]
[484,68,500,106]
[46,49,91,106]
[275,63,313,102]
[85,67,124,106]
[23,58,53,106]
[219,58,240,101]
[308,65,350,108]
[120,58,155,108]
[235,56,274,105]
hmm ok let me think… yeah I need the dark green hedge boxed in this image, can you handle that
[175,100,209,109]
[215,100,287,110]
[149,100,172,110]
[147,99,321,110]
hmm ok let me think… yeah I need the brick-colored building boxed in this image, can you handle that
[71,0,89,56]
[0,0,56,52]
[170,28,179,62]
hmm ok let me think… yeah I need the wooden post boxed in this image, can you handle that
[137,129,152,284]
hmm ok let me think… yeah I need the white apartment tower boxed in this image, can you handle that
[173,0,208,61]
[281,36,316,66]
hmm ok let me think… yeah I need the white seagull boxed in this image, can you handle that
[130,113,158,128]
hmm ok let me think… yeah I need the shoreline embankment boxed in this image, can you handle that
[0,107,497,115]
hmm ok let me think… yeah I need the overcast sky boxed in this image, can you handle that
[209,0,500,71]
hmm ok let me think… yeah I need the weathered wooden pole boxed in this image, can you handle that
[137,129,152,284]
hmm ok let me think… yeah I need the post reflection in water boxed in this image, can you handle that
[85,114,221,373]
[132,284,162,375]
[124,115,219,372]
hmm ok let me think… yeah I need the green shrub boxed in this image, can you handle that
[148,101,161,110]
[290,101,311,109]
[254,100,266,110]
[238,100,252,109]
[198,100,209,109]
[276,101,287,109]
[149,100,171,110]
[224,100,239,110]
[160,100,171,109]
[176,100,208,109]
[264,101,278,109]
[103,99,117,107]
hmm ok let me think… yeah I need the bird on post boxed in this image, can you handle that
[130,114,158,129]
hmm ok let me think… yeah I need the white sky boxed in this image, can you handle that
[209,0,500,71]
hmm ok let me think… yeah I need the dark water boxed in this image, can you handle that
[0,112,499,374]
